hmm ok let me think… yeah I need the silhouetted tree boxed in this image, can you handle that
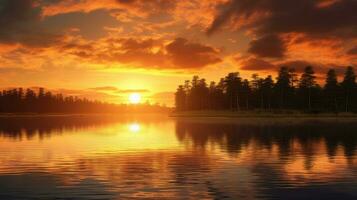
[224,72,242,111]
[289,68,298,88]
[175,85,186,111]
[298,66,317,111]
[208,81,225,110]
[198,78,209,110]
[262,76,274,110]
[341,67,356,112]
[216,79,227,109]
[186,76,210,110]
[241,79,251,110]
[324,69,340,112]
[0,88,169,114]
[175,65,357,114]
[275,67,293,109]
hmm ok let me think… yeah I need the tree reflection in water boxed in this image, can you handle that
[175,120,357,160]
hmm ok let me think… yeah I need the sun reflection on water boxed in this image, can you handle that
[128,123,140,133]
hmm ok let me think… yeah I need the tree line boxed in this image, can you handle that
[175,66,357,113]
[0,87,168,113]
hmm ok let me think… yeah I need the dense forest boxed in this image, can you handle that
[0,87,168,113]
[175,66,357,113]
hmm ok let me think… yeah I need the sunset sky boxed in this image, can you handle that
[0,0,356,106]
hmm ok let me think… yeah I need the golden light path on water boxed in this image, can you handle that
[0,120,180,160]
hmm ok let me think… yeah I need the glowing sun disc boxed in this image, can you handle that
[129,93,141,104]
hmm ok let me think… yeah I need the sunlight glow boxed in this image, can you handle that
[128,123,141,133]
[129,93,141,104]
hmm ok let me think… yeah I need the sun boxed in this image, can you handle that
[129,93,141,104]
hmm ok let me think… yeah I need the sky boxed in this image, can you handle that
[0,0,356,106]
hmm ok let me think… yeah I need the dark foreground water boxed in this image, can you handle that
[0,115,356,200]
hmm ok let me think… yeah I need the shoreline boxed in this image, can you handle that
[0,113,169,118]
[169,111,357,119]
[1,111,357,120]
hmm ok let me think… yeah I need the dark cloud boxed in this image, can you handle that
[0,0,40,24]
[248,34,286,58]
[166,38,222,69]
[208,0,357,58]
[0,0,63,47]
[240,58,275,71]
[209,0,357,37]
[0,1,120,46]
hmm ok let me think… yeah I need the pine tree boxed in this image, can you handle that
[175,85,186,111]
[262,76,274,110]
[341,66,356,112]
[275,67,293,109]
[224,73,242,111]
[241,79,251,110]
[299,66,317,111]
[324,69,339,112]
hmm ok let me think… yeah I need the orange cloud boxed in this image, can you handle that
[61,37,222,70]
[42,0,177,17]
[166,38,222,69]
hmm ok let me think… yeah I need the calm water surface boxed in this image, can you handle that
[0,115,356,199]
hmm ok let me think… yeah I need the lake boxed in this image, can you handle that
[0,115,356,199]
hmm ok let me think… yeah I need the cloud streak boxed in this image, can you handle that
[89,86,149,94]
